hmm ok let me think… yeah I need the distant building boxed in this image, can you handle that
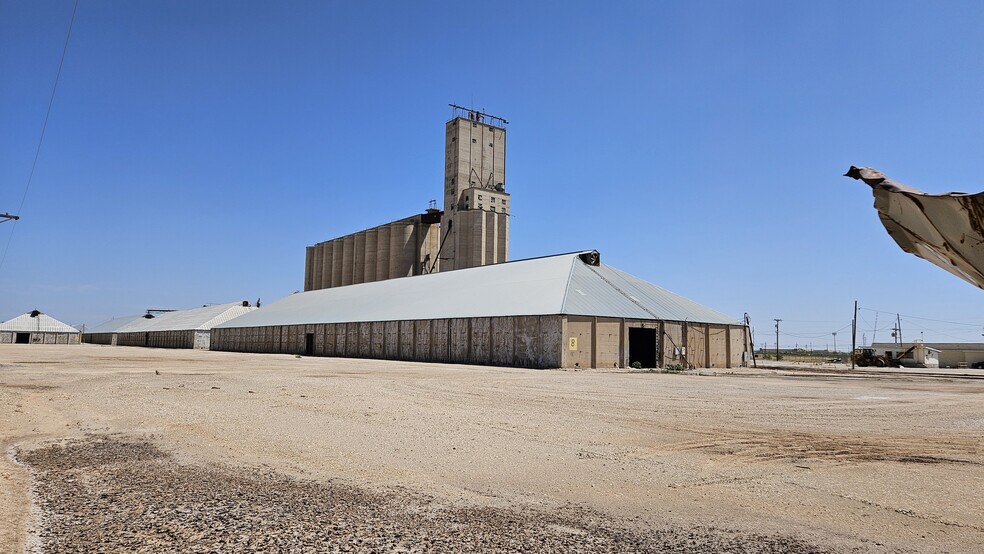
[922,343,984,368]
[0,310,79,345]
[870,342,941,368]
[84,301,256,350]
[303,105,510,291]
[216,251,748,369]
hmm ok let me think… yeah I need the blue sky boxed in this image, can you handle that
[2,0,983,347]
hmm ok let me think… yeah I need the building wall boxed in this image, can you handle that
[212,316,747,370]
[559,319,746,370]
[304,213,441,292]
[0,331,79,344]
[211,314,565,369]
[117,330,198,349]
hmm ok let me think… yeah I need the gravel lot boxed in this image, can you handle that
[2,345,983,552]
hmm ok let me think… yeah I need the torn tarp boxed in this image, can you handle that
[845,166,984,290]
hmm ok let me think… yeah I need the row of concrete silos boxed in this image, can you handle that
[305,218,428,291]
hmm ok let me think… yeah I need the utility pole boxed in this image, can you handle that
[774,319,781,361]
[896,313,902,345]
[851,300,858,369]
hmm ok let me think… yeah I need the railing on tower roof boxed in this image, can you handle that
[448,104,508,128]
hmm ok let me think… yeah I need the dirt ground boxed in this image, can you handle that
[1,345,982,552]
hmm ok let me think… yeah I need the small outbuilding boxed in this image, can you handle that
[0,310,80,345]
[212,251,748,369]
[89,301,257,350]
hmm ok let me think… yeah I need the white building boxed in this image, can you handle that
[0,310,80,345]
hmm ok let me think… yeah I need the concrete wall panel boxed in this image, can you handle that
[564,317,593,369]
[686,324,707,368]
[490,316,514,366]
[414,320,431,361]
[513,316,540,368]
[399,320,415,359]
[450,319,469,363]
[596,318,621,368]
[430,319,450,362]
[334,323,347,357]
[345,322,360,357]
[370,321,385,358]
[358,322,372,357]
[708,325,729,368]
[539,316,564,369]
[470,317,490,364]
[383,320,399,358]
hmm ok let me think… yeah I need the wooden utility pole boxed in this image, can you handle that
[851,300,857,369]
[774,319,781,361]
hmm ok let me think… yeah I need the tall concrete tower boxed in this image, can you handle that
[441,105,509,271]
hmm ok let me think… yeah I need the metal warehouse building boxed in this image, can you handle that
[212,251,748,369]
[0,310,80,345]
[84,301,256,350]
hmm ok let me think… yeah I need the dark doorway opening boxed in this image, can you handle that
[144,332,150,347]
[15,333,29,344]
[305,333,314,356]
[629,327,658,368]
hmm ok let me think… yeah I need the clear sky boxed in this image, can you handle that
[2,0,983,348]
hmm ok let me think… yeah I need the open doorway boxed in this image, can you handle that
[15,333,29,344]
[305,333,314,356]
[628,327,658,368]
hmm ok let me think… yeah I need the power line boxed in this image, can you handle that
[0,0,79,274]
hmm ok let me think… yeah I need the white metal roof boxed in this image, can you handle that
[0,311,79,333]
[217,252,739,329]
[86,314,151,334]
[113,302,257,332]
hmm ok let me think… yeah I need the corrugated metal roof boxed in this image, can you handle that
[116,302,257,332]
[86,314,150,334]
[0,311,79,333]
[563,263,738,323]
[217,252,738,329]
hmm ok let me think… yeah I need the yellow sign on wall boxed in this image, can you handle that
[568,337,578,350]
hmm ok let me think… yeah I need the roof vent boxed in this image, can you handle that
[29,309,41,318]
[578,250,601,266]
[242,300,250,307]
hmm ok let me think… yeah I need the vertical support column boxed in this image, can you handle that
[312,244,325,292]
[342,235,355,286]
[376,226,390,281]
[725,325,732,369]
[364,229,377,282]
[389,221,415,278]
[353,232,366,285]
[704,323,711,369]
[320,243,333,289]
[591,316,598,369]
[331,239,344,288]
[304,246,314,292]
[682,321,689,368]
[619,318,626,368]
[658,320,665,368]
